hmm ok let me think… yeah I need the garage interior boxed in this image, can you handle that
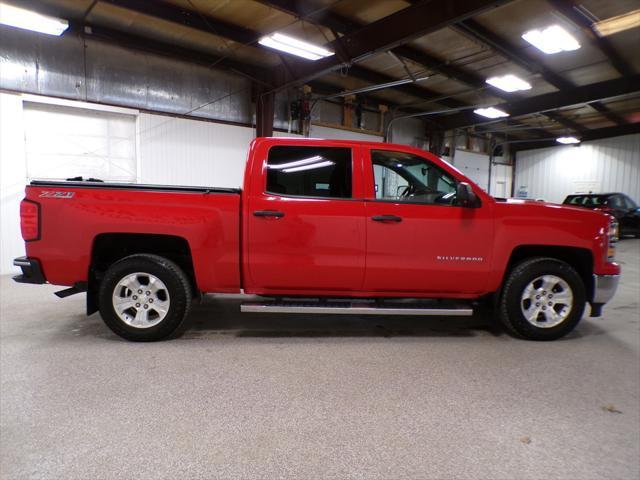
[1,0,639,478]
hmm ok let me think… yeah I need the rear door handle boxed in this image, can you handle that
[253,210,285,218]
[372,215,402,223]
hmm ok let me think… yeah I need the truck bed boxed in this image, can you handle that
[23,180,242,293]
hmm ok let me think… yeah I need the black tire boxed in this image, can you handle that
[499,257,586,341]
[98,254,192,341]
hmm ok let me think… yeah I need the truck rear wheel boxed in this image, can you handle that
[98,254,192,341]
[499,257,586,341]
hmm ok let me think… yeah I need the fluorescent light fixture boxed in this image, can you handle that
[556,136,580,144]
[522,25,580,54]
[486,74,532,92]
[283,161,334,173]
[0,2,68,36]
[473,107,509,119]
[593,9,640,37]
[259,33,334,61]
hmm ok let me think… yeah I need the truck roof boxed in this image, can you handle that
[255,136,404,149]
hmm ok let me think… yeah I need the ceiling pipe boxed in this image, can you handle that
[314,76,430,102]
[384,103,497,142]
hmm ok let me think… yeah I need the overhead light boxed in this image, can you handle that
[522,25,580,54]
[473,107,510,119]
[259,33,334,61]
[556,136,580,144]
[283,161,334,173]
[486,74,532,92]
[0,2,68,36]
[593,9,640,37]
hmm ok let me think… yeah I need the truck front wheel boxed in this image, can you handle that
[98,254,192,341]
[499,258,586,341]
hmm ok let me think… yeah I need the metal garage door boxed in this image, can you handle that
[453,150,490,192]
[23,102,137,182]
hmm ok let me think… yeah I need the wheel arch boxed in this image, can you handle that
[503,245,594,301]
[87,233,197,314]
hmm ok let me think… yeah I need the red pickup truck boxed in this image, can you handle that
[14,137,620,342]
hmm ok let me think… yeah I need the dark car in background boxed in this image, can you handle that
[563,193,640,238]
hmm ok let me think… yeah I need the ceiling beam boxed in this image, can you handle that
[272,0,512,88]
[456,19,572,89]
[103,0,258,44]
[68,22,265,82]
[100,0,480,111]
[259,0,498,91]
[256,0,361,33]
[5,1,264,82]
[347,66,467,109]
[548,0,635,77]
[258,0,567,137]
[513,122,640,151]
[438,74,640,130]
[456,18,627,126]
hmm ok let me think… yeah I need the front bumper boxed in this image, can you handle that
[592,274,620,305]
[12,257,46,284]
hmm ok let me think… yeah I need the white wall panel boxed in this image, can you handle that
[515,134,640,204]
[0,93,26,274]
[138,114,254,188]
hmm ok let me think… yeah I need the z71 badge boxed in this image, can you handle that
[39,191,75,199]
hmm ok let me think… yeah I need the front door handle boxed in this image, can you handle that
[253,210,285,218]
[372,215,402,223]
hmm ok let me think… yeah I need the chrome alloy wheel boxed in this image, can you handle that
[112,272,170,328]
[520,274,574,328]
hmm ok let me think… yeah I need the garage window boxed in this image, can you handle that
[24,102,137,182]
[266,146,352,198]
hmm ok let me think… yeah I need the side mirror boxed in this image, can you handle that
[456,182,478,208]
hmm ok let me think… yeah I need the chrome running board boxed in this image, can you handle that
[241,302,473,316]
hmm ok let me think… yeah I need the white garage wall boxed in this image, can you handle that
[515,134,640,204]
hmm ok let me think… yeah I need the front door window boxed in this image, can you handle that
[372,150,457,205]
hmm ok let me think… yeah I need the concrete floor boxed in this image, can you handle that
[1,241,639,480]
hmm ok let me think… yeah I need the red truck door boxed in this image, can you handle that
[244,141,366,294]
[362,147,494,295]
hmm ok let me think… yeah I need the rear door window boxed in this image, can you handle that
[266,146,352,199]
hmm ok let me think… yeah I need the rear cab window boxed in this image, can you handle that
[266,146,352,199]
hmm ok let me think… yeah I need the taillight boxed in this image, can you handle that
[607,219,618,261]
[20,199,40,241]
